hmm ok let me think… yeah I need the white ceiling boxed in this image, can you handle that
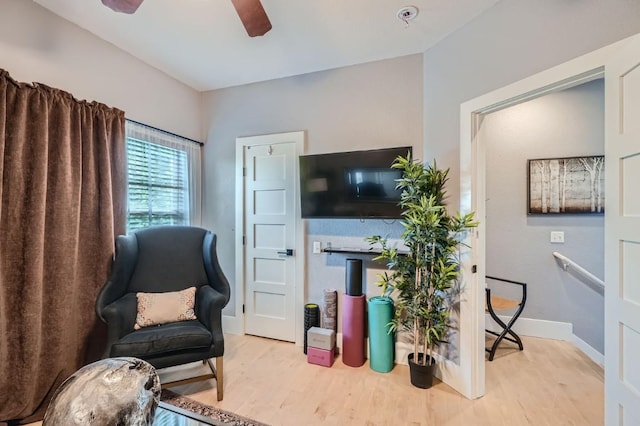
[33,0,500,92]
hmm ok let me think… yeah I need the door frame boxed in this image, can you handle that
[458,35,638,399]
[228,131,306,345]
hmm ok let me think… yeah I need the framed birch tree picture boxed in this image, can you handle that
[527,155,604,214]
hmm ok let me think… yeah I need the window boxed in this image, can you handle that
[126,137,188,230]
[125,121,202,232]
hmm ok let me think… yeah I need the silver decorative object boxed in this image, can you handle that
[43,357,160,426]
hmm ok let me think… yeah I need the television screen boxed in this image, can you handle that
[299,146,411,218]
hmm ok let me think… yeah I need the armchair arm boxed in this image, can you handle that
[203,233,231,307]
[100,293,137,357]
[96,234,139,322]
[196,285,227,351]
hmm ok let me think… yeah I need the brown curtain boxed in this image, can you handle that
[0,70,126,423]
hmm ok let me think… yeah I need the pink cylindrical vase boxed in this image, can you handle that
[342,294,366,367]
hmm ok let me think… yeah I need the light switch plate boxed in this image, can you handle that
[550,231,565,243]
[312,241,322,254]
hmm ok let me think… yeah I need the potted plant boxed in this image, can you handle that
[366,152,477,388]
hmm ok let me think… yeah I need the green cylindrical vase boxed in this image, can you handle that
[367,296,395,373]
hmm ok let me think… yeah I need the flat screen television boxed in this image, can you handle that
[299,146,412,218]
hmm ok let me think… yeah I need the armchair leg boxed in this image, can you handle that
[205,357,223,401]
[216,357,223,401]
[163,358,223,400]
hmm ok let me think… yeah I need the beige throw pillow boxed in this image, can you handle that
[134,286,197,330]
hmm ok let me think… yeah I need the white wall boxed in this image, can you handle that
[484,80,604,353]
[0,0,201,140]
[423,0,640,210]
[200,54,424,315]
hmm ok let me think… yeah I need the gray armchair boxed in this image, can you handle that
[96,226,230,400]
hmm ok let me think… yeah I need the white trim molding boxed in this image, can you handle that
[222,314,243,336]
[485,314,604,367]
[571,334,605,367]
[485,314,572,341]
[322,320,604,369]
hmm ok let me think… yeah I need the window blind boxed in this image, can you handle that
[125,120,201,232]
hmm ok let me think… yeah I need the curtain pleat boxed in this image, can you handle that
[0,69,126,423]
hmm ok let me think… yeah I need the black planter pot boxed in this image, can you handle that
[408,353,435,389]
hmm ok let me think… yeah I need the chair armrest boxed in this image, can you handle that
[203,233,231,306]
[486,275,527,288]
[485,276,528,309]
[196,286,227,350]
[96,234,138,321]
[100,293,137,356]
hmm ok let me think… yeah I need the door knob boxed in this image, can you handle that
[277,249,294,256]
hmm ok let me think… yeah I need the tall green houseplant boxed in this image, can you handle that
[367,153,477,388]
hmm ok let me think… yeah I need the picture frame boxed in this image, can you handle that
[527,155,604,215]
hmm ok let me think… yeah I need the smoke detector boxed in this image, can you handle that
[397,5,419,26]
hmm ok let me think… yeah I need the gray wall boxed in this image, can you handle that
[305,220,405,327]
[200,55,424,315]
[484,80,604,353]
[0,0,201,139]
[420,0,640,359]
[422,0,640,210]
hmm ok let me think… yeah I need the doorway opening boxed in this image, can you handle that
[458,55,606,399]
[460,35,640,424]
[481,79,605,364]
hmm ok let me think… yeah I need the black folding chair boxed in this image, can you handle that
[485,275,527,361]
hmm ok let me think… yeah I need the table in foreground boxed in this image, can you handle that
[153,401,222,426]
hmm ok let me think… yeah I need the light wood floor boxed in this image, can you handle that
[28,334,602,426]
[169,334,604,426]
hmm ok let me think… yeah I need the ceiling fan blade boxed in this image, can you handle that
[101,0,145,14]
[230,0,272,37]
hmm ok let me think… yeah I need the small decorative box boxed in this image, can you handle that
[307,326,336,351]
[307,346,335,367]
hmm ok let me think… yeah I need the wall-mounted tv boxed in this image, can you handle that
[299,146,412,219]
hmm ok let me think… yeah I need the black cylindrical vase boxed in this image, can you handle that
[345,259,363,296]
[304,303,320,354]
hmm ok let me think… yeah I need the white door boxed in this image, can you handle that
[241,133,300,342]
[604,36,640,425]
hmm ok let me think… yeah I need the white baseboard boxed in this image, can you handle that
[485,313,572,340]
[571,334,605,366]
[486,314,604,366]
[336,332,343,350]
[222,314,242,335]
[236,316,604,368]
[395,341,412,366]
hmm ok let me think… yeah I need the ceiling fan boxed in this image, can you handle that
[101,0,272,37]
